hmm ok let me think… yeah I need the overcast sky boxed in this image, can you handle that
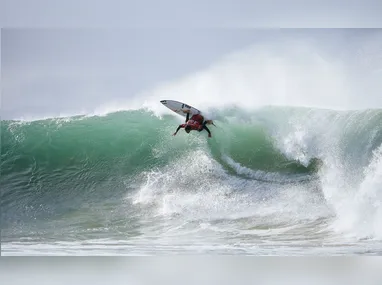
[2,29,272,119]
[1,1,382,119]
[2,0,382,28]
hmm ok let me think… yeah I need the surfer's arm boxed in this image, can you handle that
[182,110,191,122]
[173,124,184,136]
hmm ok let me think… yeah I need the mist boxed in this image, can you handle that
[2,29,382,120]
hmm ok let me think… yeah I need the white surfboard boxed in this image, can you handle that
[160,100,214,124]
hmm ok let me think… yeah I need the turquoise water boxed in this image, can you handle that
[1,106,382,255]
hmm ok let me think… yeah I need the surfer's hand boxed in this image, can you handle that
[173,132,177,136]
[208,134,212,138]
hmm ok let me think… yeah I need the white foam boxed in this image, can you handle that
[257,106,382,240]
[221,154,296,183]
[130,143,329,230]
[331,144,382,239]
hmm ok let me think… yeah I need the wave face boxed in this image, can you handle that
[1,106,382,255]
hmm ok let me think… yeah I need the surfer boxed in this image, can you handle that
[173,110,212,138]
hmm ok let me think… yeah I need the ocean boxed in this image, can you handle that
[1,105,381,255]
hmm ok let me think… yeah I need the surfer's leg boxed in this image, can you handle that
[203,125,211,137]
[197,120,206,132]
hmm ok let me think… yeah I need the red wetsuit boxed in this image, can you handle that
[180,114,204,130]
[174,112,212,137]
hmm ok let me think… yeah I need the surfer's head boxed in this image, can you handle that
[185,125,191,133]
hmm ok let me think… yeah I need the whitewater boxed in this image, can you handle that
[2,32,382,255]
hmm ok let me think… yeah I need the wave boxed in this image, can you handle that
[1,105,381,239]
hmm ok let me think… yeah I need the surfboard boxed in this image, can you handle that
[160,100,214,124]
